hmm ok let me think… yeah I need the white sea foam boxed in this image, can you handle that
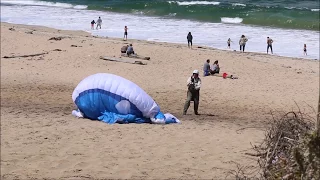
[1,2,319,60]
[221,17,243,24]
[311,9,319,11]
[232,3,246,7]
[285,7,295,10]
[1,0,87,9]
[169,1,220,6]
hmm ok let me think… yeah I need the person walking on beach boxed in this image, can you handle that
[227,38,232,49]
[267,37,273,54]
[239,35,248,52]
[96,17,102,30]
[124,26,128,40]
[303,44,307,56]
[91,20,96,30]
[187,32,193,49]
[183,70,201,115]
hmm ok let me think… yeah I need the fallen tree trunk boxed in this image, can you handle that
[100,56,147,65]
[121,53,150,60]
[3,52,48,59]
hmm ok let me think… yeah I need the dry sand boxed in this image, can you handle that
[1,22,319,179]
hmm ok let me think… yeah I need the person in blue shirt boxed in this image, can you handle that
[126,44,135,56]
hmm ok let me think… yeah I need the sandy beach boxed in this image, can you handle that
[1,22,319,179]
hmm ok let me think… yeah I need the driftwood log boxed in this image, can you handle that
[3,52,48,59]
[100,56,147,65]
[120,53,150,60]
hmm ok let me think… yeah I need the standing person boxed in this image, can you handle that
[303,44,307,56]
[90,20,96,30]
[187,32,193,49]
[227,38,232,49]
[183,70,201,115]
[203,59,211,76]
[267,37,273,54]
[124,26,128,40]
[96,17,102,30]
[239,35,248,52]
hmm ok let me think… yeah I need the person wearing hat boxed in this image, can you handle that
[183,70,201,115]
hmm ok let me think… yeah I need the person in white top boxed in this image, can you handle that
[96,17,102,30]
[239,35,248,52]
[183,70,201,115]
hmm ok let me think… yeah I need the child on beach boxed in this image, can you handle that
[96,17,102,30]
[239,35,248,52]
[267,37,273,54]
[187,32,193,49]
[227,38,232,49]
[303,44,307,56]
[124,26,128,40]
[91,20,96,30]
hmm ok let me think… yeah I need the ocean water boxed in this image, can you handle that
[1,0,319,59]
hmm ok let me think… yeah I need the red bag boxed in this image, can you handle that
[223,73,228,79]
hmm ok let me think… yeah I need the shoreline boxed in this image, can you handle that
[1,22,319,179]
[2,22,318,61]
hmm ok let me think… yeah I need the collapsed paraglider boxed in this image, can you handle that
[71,73,180,124]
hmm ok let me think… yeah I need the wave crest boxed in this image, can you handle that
[168,1,220,6]
[232,3,246,7]
[221,17,243,24]
[1,0,87,9]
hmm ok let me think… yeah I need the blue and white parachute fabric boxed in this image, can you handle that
[72,73,180,124]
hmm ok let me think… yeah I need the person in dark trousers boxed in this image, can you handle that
[126,44,135,56]
[124,26,128,40]
[91,20,96,30]
[183,70,201,115]
[203,59,211,76]
[267,37,273,54]
[239,35,248,52]
[303,44,307,56]
[187,32,193,49]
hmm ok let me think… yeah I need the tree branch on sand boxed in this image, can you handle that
[231,108,320,179]
[3,52,48,59]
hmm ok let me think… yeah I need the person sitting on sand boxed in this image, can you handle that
[127,44,135,56]
[91,20,96,30]
[203,59,211,76]
[239,35,248,52]
[210,60,220,75]
[121,45,128,53]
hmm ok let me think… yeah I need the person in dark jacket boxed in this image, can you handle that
[183,70,201,115]
[91,20,96,30]
[187,32,193,49]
